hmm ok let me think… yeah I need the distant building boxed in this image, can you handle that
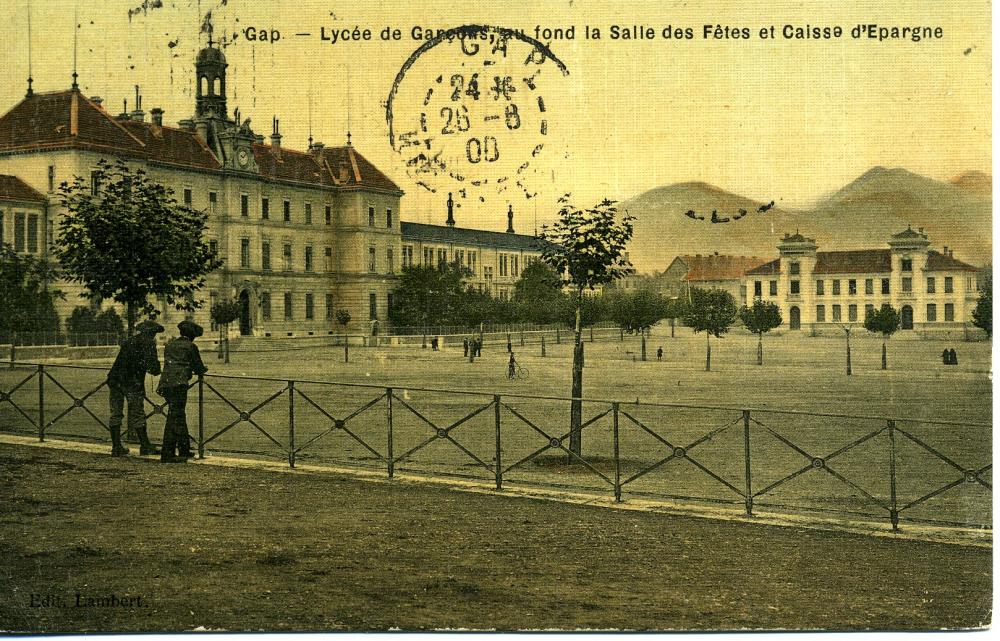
[653,253,768,304]
[0,175,48,256]
[745,228,981,334]
[400,194,544,301]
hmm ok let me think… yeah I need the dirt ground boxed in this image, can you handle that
[0,443,990,632]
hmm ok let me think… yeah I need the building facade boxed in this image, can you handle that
[0,175,48,257]
[745,229,981,334]
[0,44,403,337]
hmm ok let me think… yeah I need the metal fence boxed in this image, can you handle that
[0,332,123,347]
[0,361,990,534]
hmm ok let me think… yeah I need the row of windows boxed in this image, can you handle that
[259,292,336,321]
[814,303,955,323]
[756,276,956,297]
[789,258,916,274]
[0,211,41,254]
[405,245,533,279]
[209,239,334,272]
[367,205,394,228]
[367,246,395,274]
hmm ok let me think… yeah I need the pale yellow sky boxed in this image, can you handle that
[0,0,991,232]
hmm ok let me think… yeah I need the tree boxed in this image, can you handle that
[663,297,685,338]
[0,245,62,343]
[681,287,738,371]
[210,299,241,363]
[55,159,222,334]
[540,195,634,457]
[739,299,782,365]
[336,309,351,335]
[972,272,991,337]
[607,289,668,360]
[864,303,901,370]
[513,261,566,325]
[389,263,469,329]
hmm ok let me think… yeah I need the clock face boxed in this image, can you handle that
[237,148,250,167]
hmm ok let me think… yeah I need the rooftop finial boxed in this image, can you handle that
[26,0,33,97]
[71,3,78,90]
[507,204,515,233]
[446,192,455,227]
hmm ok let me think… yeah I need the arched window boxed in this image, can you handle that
[199,75,207,96]
[212,77,220,96]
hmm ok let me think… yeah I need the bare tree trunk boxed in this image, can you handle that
[705,332,711,371]
[846,332,852,376]
[126,301,136,336]
[882,339,887,370]
[224,323,231,364]
[671,317,675,338]
[640,332,647,361]
[569,289,584,460]
[757,333,763,366]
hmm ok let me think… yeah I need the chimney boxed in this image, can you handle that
[270,117,282,155]
[255,134,265,144]
[194,118,209,143]
[90,96,103,107]
[506,204,515,233]
[178,119,195,131]
[446,192,455,227]
[130,85,145,122]
[150,107,164,126]
[310,141,324,153]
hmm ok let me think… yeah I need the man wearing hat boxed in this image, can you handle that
[107,320,164,456]
[157,320,209,462]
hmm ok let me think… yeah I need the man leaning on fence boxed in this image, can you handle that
[107,320,164,457]
[157,321,208,463]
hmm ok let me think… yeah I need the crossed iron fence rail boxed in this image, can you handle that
[0,361,991,534]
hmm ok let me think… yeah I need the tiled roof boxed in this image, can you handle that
[813,249,892,274]
[745,258,780,276]
[0,174,46,202]
[254,146,334,187]
[401,222,547,252]
[680,255,768,281]
[119,120,220,170]
[318,146,401,192]
[926,250,978,272]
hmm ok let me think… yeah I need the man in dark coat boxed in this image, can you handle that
[157,321,208,462]
[463,338,469,357]
[107,320,164,456]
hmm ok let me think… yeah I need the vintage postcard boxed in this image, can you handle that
[0,0,992,633]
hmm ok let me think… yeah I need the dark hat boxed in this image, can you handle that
[177,320,204,338]
[136,320,165,334]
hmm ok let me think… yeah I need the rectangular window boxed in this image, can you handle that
[832,280,841,295]
[754,281,762,297]
[14,213,25,252]
[305,293,314,320]
[865,304,874,318]
[455,249,464,266]
[865,279,873,295]
[241,194,249,217]
[832,304,842,322]
[283,200,291,222]
[789,262,800,275]
[387,248,394,274]
[326,294,334,320]
[368,206,375,227]
[262,241,271,271]
[402,245,414,268]
[325,205,332,225]
[500,254,508,277]
[261,293,272,321]
[816,305,825,322]
[284,292,293,320]
[484,266,493,281]
[926,303,937,322]
[283,243,292,271]
[305,246,314,272]
[369,292,377,320]
[90,170,101,195]
[901,258,913,272]
[305,203,312,224]
[209,191,218,214]
[386,208,393,228]
[240,238,250,268]
[368,247,377,272]
[209,239,219,258]
[902,277,912,293]
[183,188,193,206]
[209,291,219,330]
[261,197,270,219]
[437,248,447,268]
[848,279,857,295]
[944,276,953,293]
[926,277,935,293]
[27,214,38,253]
[881,278,890,295]
[848,304,857,322]
[469,251,477,275]
[815,280,824,295]
[944,303,954,322]
[769,280,777,296]
[423,247,433,266]
[790,280,800,295]
[47,165,55,192]
[512,255,519,278]
[324,246,333,272]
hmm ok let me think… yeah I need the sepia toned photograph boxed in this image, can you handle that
[0,0,992,633]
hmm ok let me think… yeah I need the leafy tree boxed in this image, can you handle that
[607,289,668,360]
[739,299,782,365]
[389,263,469,329]
[540,195,634,457]
[663,297,685,338]
[513,261,566,325]
[0,245,62,343]
[681,287,738,371]
[864,303,901,370]
[336,309,351,329]
[211,299,241,363]
[972,272,991,337]
[55,159,223,334]
[95,308,125,337]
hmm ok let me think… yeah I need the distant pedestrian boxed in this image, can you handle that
[506,337,512,353]
[463,338,469,357]
[942,348,950,365]
[657,346,663,362]
[949,348,958,365]
[107,320,164,457]
[431,337,439,351]
[157,321,208,463]
[507,352,517,380]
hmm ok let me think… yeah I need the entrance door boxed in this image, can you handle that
[789,306,801,330]
[238,290,252,336]
[901,305,913,330]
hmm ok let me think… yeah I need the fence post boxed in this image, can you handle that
[743,409,752,516]
[888,419,898,531]
[556,328,561,344]
[288,380,296,468]
[197,375,205,459]
[37,364,45,442]
[494,394,502,491]
[9,340,14,370]
[613,402,621,503]
[386,388,394,479]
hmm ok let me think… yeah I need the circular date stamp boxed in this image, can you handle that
[386,25,570,205]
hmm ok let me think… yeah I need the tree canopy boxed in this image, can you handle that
[682,287,738,338]
[55,159,222,332]
[512,261,565,324]
[0,245,62,339]
[739,299,783,336]
[863,303,901,338]
[972,272,991,337]
[388,263,470,327]
[607,288,668,333]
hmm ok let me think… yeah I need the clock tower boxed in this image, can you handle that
[193,39,258,173]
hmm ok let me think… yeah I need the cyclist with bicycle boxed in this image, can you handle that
[508,352,517,380]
